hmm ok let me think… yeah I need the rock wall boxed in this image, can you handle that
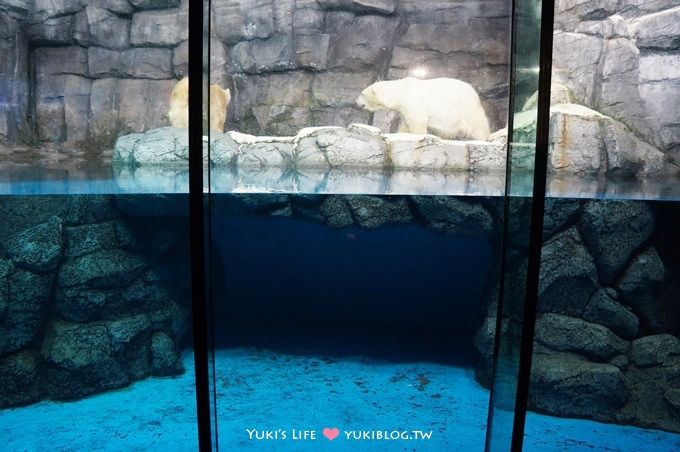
[0,195,191,407]
[552,0,680,160]
[475,199,680,433]
[0,0,510,145]
[1,192,679,435]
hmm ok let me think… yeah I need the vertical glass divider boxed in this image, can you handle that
[188,0,212,450]
[510,0,555,450]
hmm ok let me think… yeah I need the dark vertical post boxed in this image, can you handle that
[188,0,212,450]
[510,0,555,450]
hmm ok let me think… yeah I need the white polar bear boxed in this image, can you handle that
[355,77,491,141]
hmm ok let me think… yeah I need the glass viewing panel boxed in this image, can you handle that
[2,0,678,451]
[204,1,511,451]
[0,1,199,450]
[523,0,680,451]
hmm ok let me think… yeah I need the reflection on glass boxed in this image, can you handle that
[205,1,512,451]
[0,1,198,450]
[522,0,680,449]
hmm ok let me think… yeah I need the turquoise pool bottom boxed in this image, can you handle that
[1,350,679,452]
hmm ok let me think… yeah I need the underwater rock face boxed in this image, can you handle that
[529,351,629,422]
[475,198,680,433]
[583,287,640,340]
[0,195,190,408]
[580,200,655,285]
[535,226,599,316]
[534,313,628,362]
[617,247,666,332]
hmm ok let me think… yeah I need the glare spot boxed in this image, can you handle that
[410,67,428,78]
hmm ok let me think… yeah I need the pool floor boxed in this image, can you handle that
[0,350,678,451]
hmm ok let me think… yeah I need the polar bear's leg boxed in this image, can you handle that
[401,112,429,135]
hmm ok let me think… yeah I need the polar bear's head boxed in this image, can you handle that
[355,82,391,112]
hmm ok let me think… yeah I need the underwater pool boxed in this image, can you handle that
[1,166,679,452]
[1,350,679,451]
[2,162,680,199]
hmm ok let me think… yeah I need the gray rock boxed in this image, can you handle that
[399,20,507,65]
[295,34,330,70]
[27,14,75,44]
[130,4,187,47]
[34,46,88,80]
[64,221,118,259]
[128,0,179,9]
[535,313,629,361]
[619,0,679,17]
[151,331,183,376]
[327,14,400,71]
[32,0,83,20]
[0,351,41,408]
[574,14,630,39]
[554,0,619,31]
[0,0,31,16]
[580,200,655,285]
[412,196,493,237]
[311,72,375,109]
[295,125,388,169]
[629,334,680,367]
[229,34,295,74]
[542,197,582,239]
[317,0,396,14]
[113,79,176,133]
[623,335,680,432]
[114,126,191,166]
[388,135,468,170]
[548,104,665,175]
[596,38,656,146]
[638,53,680,150]
[120,48,174,79]
[82,6,131,50]
[211,0,275,45]
[529,351,629,422]
[319,196,355,228]
[234,139,294,169]
[584,288,640,340]
[665,388,680,411]
[35,73,92,142]
[87,0,134,15]
[344,195,412,228]
[617,247,666,331]
[57,248,146,289]
[5,216,64,273]
[536,226,599,316]
[41,320,127,400]
[0,263,53,355]
[630,6,680,50]
[210,131,241,166]
[551,32,603,104]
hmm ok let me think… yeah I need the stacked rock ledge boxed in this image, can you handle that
[113,124,507,173]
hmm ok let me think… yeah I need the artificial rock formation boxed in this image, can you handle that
[474,198,680,433]
[0,195,190,406]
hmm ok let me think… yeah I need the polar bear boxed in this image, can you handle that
[168,77,231,133]
[355,77,491,141]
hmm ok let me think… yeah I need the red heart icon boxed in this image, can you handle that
[323,427,339,441]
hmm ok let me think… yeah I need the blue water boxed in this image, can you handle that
[1,349,679,451]
[1,171,680,451]
[3,165,680,200]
